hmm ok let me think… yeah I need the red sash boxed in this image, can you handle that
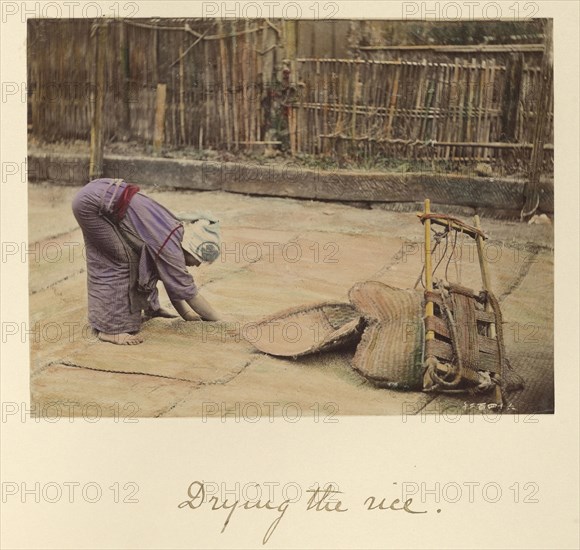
[112,184,140,222]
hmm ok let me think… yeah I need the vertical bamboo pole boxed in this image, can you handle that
[204,34,210,148]
[179,45,186,145]
[501,53,523,145]
[442,63,451,160]
[153,83,167,155]
[248,23,254,145]
[432,63,442,161]
[289,105,296,155]
[466,58,476,150]
[258,23,263,142]
[477,60,486,161]
[423,63,435,149]
[367,62,374,147]
[297,85,303,154]
[251,25,258,143]
[322,61,329,154]
[152,27,159,86]
[385,63,392,126]
[415,59,426,140]
[474,213,502,406]
[170,68,177,147]
[485,59,498,163]
[450,58,460,161]
[424,199,434,342]
[89,21,107,181]
[386,60,400,137]
[335,61,343,135]
[257,22,265,141]
[351,60,359,142]
[546,72,554,144]
[315,60,321,153]
[284,20,297,78]
[241,21,248,145]
[198,31,203,152]
[377,64,387,150]
[458,60,468,161]
[519,66,529,143]
[342,60,349,154]
[483,59,494,160]
[364,62,370,159]
[231,21,239,149]
[284,19,297,153]
[366,61,373,159]
[474,215,496,338]
[217,20,231,150]
[401,60,409,143]
[523,19,553,218]
[379,62,386,143]
[118,20,130,141]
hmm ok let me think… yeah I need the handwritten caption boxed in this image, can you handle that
[177,480,539,545]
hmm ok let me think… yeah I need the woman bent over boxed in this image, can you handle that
[72,178,222,345]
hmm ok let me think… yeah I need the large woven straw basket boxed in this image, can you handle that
[349,281,425,389]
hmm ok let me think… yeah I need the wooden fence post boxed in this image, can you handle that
[89,21,107,181]
[282,20,297,155]
[153,83,167,155]
[119,20,130,141]
[179,45,186,145]
[522,19,553,219]
[500,52,523,142]
[284,20,297,74]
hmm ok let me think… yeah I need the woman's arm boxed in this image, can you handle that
[171,293,221,322]
[187,293,221,321]
[171,299,197,321]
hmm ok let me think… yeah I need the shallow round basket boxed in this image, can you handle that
[251,303,363,357]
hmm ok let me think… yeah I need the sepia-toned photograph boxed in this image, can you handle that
[27,16,554,419]
[3,2,580,549]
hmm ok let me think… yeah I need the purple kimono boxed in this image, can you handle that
[72,178,197,334]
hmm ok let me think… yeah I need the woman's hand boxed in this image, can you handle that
[171,296,220,322]
[186,293,221,322]
[171,299,197,321]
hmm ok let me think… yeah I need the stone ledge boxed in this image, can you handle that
[27,152,554,215]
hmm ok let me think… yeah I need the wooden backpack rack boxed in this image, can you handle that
[418,199,514,406]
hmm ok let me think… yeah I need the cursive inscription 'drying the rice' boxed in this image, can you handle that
[177,481,428,545]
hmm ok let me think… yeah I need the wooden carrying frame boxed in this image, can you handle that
[419,199,507,405]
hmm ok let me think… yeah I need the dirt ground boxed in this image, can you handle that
[28,182,554,418]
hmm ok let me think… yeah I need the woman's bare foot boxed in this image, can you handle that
[98,332,144,345]
[144,306,178,319]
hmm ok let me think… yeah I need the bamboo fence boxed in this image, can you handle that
[288,56,553,169]
[28,18,279,149]
[27,19,553,172]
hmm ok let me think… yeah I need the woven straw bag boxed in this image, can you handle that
[349,281,425,390]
